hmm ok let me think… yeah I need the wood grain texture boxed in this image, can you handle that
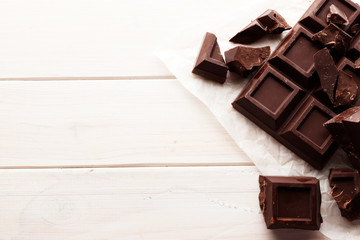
[0,0,316,79]
[0,79,250,167]
[0,166,328,240]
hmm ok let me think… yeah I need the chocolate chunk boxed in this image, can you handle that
[314,48,338,103]
[337,57,360,106]
[192,32,228,83]
[259,175,322,230]
[230,21,267,44]
[329,168,360,221]
[257,9,292,34]
[312,23,352,57]
[334,70,358,107]
[325,107,360,170]
[224,46,270,77]
[314,49,358,107]
[230,10,291,44]
[327,4,349,26]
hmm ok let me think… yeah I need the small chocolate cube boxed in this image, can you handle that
[259,175,322,230]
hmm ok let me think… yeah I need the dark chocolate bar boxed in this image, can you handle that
[192,32,228,83]
[329,168,360,221]
[259,175,322,230]
[233,0,360,169]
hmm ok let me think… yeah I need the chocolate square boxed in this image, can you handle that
[259,175,322,230]
[281,97,336,169]
[233,64,304,130]
[269,25,322,88]
[300,0,360,33]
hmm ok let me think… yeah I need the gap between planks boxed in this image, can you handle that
[0,162,255,170]
[0,75,176,81]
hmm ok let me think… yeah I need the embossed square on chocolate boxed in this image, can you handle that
[269,25,322,88]
[281,97,336,168]
[233,64,304,130]
[259,175,322,230]
[299,0,360,33]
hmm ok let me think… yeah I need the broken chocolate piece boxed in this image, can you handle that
[325,107,360,170]
[314,48,358,107]
[329,168,360,221]
[229,21,266,44]
[224,46,270,77]
[334,70,358,107]
[336,57,360,106]
[192,32,228,83]
[312,23,352,58]
[259,175,322,230]
[314,48,338,103]
[327,4,349,26]
[230,9,291,44]
[257,9,292,34]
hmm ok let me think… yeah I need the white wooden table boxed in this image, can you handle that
[0,0,331,239]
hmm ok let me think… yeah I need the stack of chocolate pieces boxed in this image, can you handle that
[192,10,291,82]
[192,0,360,231]
[233,0,360,171]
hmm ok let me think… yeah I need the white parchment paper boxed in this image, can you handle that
[156,0,360,238]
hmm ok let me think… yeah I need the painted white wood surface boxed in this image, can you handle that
[0,0,339,238]
[0,166,329,240]
[0,0,315,78]
[0,79,250,167]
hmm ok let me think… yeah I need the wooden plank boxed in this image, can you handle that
[0,166,328,239]
[0,79,251,167]
[0,0,314,78]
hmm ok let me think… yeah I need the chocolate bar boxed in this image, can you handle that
[230,10,291,44]
[325,107,360,170]
[192,32,228,83]
[225,46,270,77]
[259,175,322,230]
[233,0,360,169]
[329,168,360,221]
